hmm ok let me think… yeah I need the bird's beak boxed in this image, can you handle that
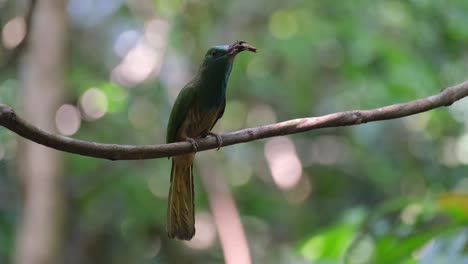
[228,40,257,56]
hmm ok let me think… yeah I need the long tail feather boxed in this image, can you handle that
[167,154,195,240]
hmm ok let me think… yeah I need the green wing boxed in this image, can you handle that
[166,85,196,143]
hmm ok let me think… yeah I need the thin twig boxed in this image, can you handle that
[1,80,467,160]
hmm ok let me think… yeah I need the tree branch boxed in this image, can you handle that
[1,80,467,160]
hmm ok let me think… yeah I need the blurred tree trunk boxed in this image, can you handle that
[14,1,67,264]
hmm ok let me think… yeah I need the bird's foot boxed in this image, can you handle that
[206,132,223,150]
[186,137,199,152]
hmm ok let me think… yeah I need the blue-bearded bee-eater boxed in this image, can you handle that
[166,41,256,240]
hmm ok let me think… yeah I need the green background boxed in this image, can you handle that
[1,0,468,263]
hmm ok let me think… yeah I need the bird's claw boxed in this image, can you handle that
[186,137,199,152]
[207,132,223,150]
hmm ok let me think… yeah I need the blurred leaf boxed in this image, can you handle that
[301,223,356,262]
[437,193,468,222]
[300,208,366,262]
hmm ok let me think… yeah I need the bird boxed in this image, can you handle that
[166,40,256,240]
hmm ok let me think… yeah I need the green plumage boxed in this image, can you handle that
[166,85,196,144]
[166,41,256,240]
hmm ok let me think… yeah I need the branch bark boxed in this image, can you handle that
[1,80,468,160]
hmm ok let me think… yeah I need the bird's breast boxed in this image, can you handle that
[177,105,221,141]
[197,63,231,111]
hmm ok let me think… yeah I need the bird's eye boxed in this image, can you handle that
[211,50,218,56]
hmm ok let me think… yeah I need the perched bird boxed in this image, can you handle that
[166,41,256,240]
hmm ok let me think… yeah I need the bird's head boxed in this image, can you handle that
[201,40,256,67]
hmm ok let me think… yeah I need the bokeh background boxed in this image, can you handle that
[1,0,468,263]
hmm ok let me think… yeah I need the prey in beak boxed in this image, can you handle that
[228,40,257,56]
